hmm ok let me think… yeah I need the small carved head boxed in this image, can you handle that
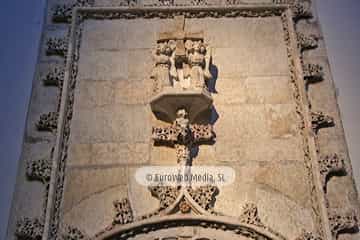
[176,108,188,119]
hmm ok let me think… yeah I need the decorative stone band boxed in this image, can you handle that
[294,231,322,240]
[61,226,89,240]
[113,198,134,225]
[303,63,324,84]
[15,217,44,240]
[46,37,69,57]
[41,66,64,87]
[26,157,52,183]
[328,210,359,238]
[318,154,347,192]
[297,32,318,51]
[36,112,59,132]
[310,111,335,134]
[52,0,94,23]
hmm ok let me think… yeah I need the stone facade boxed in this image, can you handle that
[6,1,360,240]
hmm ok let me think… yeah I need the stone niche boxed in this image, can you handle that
[55,7,318,240]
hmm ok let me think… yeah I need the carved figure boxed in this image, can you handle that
[151,42,176,92]
[187,41,212,89]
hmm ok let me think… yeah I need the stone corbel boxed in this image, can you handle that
[52,0,94,23]
[329,210,359,238]
[239,203,264,227]
[61,226,88,240]
[41,66,64,87]
[26,157,52,183]
[36,112,59,132]
[297,32,318,51]
[113,198,134,225]
[46,37,68,57]
[294,231,322,240]
[15,217,44,240]
[318,154,347,192]
[311,111,335,134]
[303,63,324,84]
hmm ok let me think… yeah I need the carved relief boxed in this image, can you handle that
[152,108,215,165]
[36,112,59,132]
[26,157,51,183]
[188,185,218,211]
[113,198,134,225]
[61,226,88,240]
[15,217,44,240]
[311,111,335,133]
[294,231,322,240]
[297,33,318,51]
[303,63,324,83]
[52,0,94,23]
[328,210,359,238]
[46,37,68,57]
[149,186,181,210]
[153,16,212,91]
[239,203,264,227]
[318,154,346,191]
[41,66,64,87]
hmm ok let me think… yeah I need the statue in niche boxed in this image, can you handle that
[186,40,212,89]
[151,42,177,92]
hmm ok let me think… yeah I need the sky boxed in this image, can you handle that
[0,1,359,239]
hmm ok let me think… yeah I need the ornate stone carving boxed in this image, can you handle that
[303,63,324,83]
[152,108,215,165]
[26,158,51,183]
[291,0,313,21]
[294,231,322,240]
[46,37,68,57]
[179,200,191,213]
[329,210,359,238]
[311,111,335,133]
[42,66,64,87]
[52,0,94,23]
[113,198,134,225]
[188,185,218,211]
[297,32,318,51]
[319,154,346,191]
[15,217,44,240]
[61,226,88,240]
[153,16,212,91]
[239,203,263,227]
[149,186,180,210]
[156,0,174,6]
[36,112,59,132]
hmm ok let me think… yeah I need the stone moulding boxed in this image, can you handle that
[328,210,359,238]
[37,5,333,240]
[294,231,322,240]
[93,214,286,240]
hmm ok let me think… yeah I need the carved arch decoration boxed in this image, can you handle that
[20,3,352,240]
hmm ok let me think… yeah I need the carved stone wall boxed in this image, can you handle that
[6,1,360,240]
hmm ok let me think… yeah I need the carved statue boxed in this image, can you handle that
[151,42,176,92]
[186,41,212,89]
